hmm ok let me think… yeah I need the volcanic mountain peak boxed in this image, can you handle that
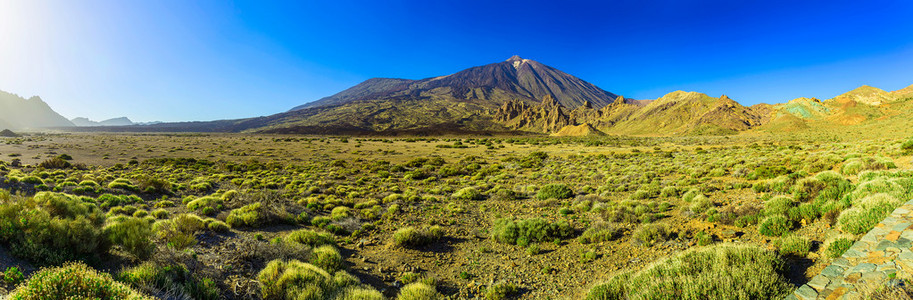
[506,55,530,69]
[290,56,617,112]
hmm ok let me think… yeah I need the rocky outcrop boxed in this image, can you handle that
[495,95,571,133]
[551,123,605,136]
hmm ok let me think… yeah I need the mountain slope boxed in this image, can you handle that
[72,117,135,127]
[292,56,617,111]
[0,90,74,129]
[290,78,415,111]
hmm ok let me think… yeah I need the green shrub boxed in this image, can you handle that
[118,262,218,300]
[151,208,169,219]
[758,215,792,236]
[3,266,23,285]
[153,214,204,250]
[452,187,482,200]
[105,217,154,259]
[825,236,855,258]
[682,189,701,202]
[108,178,138,191]
[632,223,671,246]
[393,226,444,248]
[186,196,223,214]
[0,192,108,265]
[330,206,352,220]
[9,262,150,300]
[695,231,712,246]
[485,282,518,300]
[775,235,811,257]
[257,259,380,300]
[764,196,795,216]
[689,195,712,214]
[226,202,262,227]
[206,219,231,233]
[396,283,440,300]
[902,139,913,152]
[585,245,792,300]
[579,221,622,244]
[537,184,574,200]
[311,245,344,272]
[491,218,573,245]
[838,193,901,234]
[285,229,335,247]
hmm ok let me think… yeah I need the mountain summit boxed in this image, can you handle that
[291,56,617,111]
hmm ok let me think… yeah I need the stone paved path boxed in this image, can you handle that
[789,199,913,300]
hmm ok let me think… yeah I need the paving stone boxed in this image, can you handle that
[826,286,848,300]
[794,284,818,300]
[859,234,877,244]
[808,276,830,291]
[843,291,861,300]
[821,265,846,278]
[832,258,851,268]
[875,240,898,251]
[843,249,866,258]
[850,263,877,273]
[900,230,913,240]
[844,272,861,283]
[793,203,913,300]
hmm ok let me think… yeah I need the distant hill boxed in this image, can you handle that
[71,117,134,127]
[0,129,19,137]
[0,90,74,129]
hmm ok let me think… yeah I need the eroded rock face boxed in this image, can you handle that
[495,95,571,133]
[494,93,770,135]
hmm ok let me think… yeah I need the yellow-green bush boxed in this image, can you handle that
[105,217,154,259]
[838,193,901,234]
[491,218,572,246]
[118,262,218,300]
[226,202,262,227]
[0,192,108,265]
[311,245,343,272]
[392,226,445,248]
[585,245,792,299]
[397,283,440,300]
[257,259,380,300]
[285,229,335,247]
[9,262,150,300]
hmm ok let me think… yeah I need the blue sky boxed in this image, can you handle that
[1,0,912,122]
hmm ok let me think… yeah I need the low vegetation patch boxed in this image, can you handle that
[9,262,150,300]
[392,226,444,248]
[585,245,793,299]
[491,217,573,246]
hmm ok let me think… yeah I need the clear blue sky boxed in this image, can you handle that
[1,0,912,122]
